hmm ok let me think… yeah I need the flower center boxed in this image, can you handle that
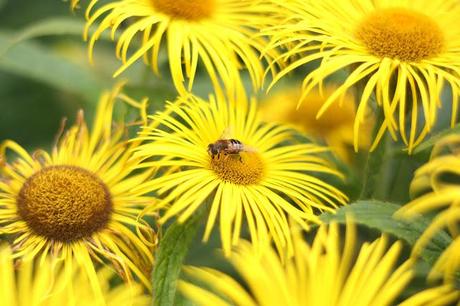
[210,152,264,185]
[152,0,215,20]
[17,166,112,242]
[356,8,444,62]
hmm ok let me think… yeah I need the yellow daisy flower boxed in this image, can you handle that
[0,244,149,306]
[260,85,373,163]
[179,222,460,306]
[267,0,460,153]
[82,0,278,96]
[0,85,157,302]
[133,92,348,257]
[397,134,460,282]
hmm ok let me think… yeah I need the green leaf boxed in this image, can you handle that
[0,16,117,58]
[320,201,452,265]
[0,32,107,102]
[173,294,197,306]
[152,214,202,306]
[413,123,460,154]
[0,17,86,56]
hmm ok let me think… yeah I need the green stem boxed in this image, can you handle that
[360,107,386,199]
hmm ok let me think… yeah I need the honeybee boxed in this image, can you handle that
[207,138,246,160]
[208,128,256,161]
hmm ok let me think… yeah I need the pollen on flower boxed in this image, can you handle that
[356,8,444,62]
[210,152,264,185]
[17,166,112,241]
[151,0,216,20]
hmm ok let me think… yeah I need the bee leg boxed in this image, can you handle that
[239,156,243,163]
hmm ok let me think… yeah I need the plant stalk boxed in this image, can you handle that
[360,106,386,199]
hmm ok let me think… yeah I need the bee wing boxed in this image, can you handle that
[219,126,234,139]
[241,144,258,153]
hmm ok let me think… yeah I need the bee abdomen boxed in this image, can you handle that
[230,139,242,144]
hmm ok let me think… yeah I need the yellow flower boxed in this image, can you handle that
[179,222,460,306]
[267,0,460,153]
[260,85,373,163]
[0,85,157,302]
[396,134,460,282]
[133,92,348,257]
[82,0,277,97]
[0,244,149,306]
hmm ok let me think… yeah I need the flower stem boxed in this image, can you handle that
[360,107,386,199]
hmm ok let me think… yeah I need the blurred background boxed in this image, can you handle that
[0,0,180,150]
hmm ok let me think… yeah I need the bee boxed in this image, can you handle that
[208,128,256,161]
[207,138,246,160]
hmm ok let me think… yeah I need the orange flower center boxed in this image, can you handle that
[356,8,444,62]
[152,0,216,20]
[210,152,264,185]
[17,166,112,241]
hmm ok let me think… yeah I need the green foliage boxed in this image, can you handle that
[0,32,106,102]
[320,201,452,266]
[152,215,202,306]
[414,123,460,154]
[0,17,87,53]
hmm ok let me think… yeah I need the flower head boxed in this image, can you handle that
[133,92,348,257]
[260,85,373,162]
[179,222,460,306]
[0,85,157,301]
[0,244,149,306]
[267,0,460,153]
[397,134,460,282]
[83,0,278,97]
